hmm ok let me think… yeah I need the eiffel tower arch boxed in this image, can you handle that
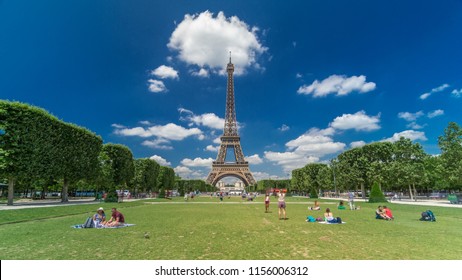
[206,56,256,187]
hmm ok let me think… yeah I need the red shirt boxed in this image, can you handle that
[112,211,125,223]
[384,208,393,218]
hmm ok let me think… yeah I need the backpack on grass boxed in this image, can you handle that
[83,217,94,228]
[420,210,436,222]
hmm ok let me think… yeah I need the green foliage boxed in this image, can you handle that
[309,188,318,198]
[438,122,462,189]
[0,101,102,204]
[158,188,165,199]
[133,158,160,193]
[101,144,135,188]
[104,191,118,203]
[368,182,387,203]
[157,166,175,190]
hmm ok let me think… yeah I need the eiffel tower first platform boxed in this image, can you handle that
[206,56,256,187]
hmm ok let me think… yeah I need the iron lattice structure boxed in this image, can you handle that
[206,57,256,187]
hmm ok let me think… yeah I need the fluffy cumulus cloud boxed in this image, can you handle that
[419,83,449,100]
[168,11,267,75]
[149,155,171,166]
[147,79,166,93]
[398,111,424,122]
[350,141,366,148]
[180,157,214,167]
[452,89,462,98]
[205,145,219,152]
[151,65,179,79]
[264,151,319,172]
[297,74,376,97]
[383,130,428,142]
[115,123,203,141]
[191,68,210,78]
[173,166,203,178]
[179,108,225,130]
[245,154,263,164]
[427,109,444,118]
[329,111,381,131]
[142,139,173,150]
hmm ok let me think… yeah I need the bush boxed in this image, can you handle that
[368,182,388,203]
[158,188,165,199]
[104,191,118,203]
[310,188,318,199]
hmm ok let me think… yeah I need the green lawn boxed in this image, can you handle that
[0,196,461,260]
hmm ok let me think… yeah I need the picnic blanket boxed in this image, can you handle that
[71,224,135,229]
[317,221,346,224]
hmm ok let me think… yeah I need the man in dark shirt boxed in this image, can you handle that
[106,207,125,227]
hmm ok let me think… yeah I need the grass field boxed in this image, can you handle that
[1,196,461,260]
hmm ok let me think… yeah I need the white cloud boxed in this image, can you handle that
[406,122,425,130]
[147,79,167,93]
[296,73,302,79]
[142,139,173,150]
[398,111,424,122]
[173,166,203,178]
[139,120,152,126]
[265,127,344,172]
[149,155,171,166]
[111,123,125,129]
[246,154,263,164]
[297,74,376,97]
[419,83,450,100]
[179,108,225,130]
[350,141,366,148]
[452,89,462,98]
[213,137,222,144]
[383,130,428,142]
[427,109,444,118]
[252,171,272,181]
[191,68,210,78]
[205,145,219,152]
[180,157,214,167]
[115,123,203,141]
[264,151,319,173]
[278,124,290,132]
[151,65,179,79]
[168,10,267,75]
[330,111,381,131]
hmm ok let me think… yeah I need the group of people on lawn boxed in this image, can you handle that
[92,207,125,228]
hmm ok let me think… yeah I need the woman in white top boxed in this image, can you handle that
[278,191,286,220]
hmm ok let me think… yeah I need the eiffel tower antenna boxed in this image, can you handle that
[206,57,256,187]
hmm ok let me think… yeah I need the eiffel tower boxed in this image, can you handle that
[206,55,256,187]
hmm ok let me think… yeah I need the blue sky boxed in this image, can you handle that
[1,0,462,182]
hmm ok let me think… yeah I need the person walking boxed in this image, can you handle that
[278,190,287,220]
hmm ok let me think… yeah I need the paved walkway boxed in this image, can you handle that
[1,196,461,210]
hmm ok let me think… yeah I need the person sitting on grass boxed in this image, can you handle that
[375,206,392,220]
[337,201,346,210]
[324,208,336,223]
[309,200,321,211]
[383,205,394,220]
[104,207,125,227]
[92,207,106,228]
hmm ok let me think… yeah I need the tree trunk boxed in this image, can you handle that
[412,183,418,201]
[61,177,69,203]
[361,182,366,200]
[408,184,414,201]
[7,177,15,206]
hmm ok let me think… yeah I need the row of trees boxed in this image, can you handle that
[291,122,462,198]
[0,101,178,205]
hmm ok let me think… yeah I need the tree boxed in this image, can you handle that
[438,122,462,189]
[368,181,387,203]
[101,144,135,192]
[0,101,102,204]
[133,158,160,195]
